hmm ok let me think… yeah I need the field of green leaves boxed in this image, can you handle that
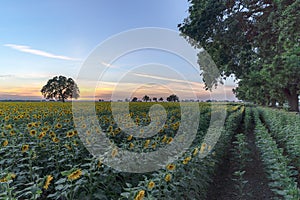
[0,102,299,199]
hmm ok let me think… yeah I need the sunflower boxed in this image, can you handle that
[38,132,46,139]
[73,140,78,146]
[107,125,113,132]
[10,130,16,136]
[2,140,8,147]
[183,156,191,165]
[161,135,167,143]
[167,137,173,144]
[165,174,172,182]
[49,131,56,138]
[43,175,53,190]
[42,127,49,132]
[200,143,207,153]
[111,148,118,158]
[152,142,157,149]
[114,127,121,134]
[10,173,16,179]
[5,124,12,130]
[29,130,37,136]
[193,147,199,156]
[27,123,33,128]
[127,135,133,141]
[97,159,102,168]
[148,181,155,190]
[0,177,8,183]
[134,190,145,200]
[52,137,60,143]
[68,169,82,181]
[166,163,176,171]
[129,143,134,149]
[208,145,212,151]
[144,139,150,148]
[66,131,75,138]
[64,144,72,150]
[22,144,29,153]
[85,130,91,135]
[55,123,62,129]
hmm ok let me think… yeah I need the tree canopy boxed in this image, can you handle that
[179,0,300,111]
[166,94,179,102]
[131,97,138,102]
[41,75,80,102]
[142,95,150,102]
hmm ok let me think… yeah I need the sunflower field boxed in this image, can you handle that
[2,102,298,199]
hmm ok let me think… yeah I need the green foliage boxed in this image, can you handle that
[259,107,300,169]
[179,0,300,111]
[253,108,300,199]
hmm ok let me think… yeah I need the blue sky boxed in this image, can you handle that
[0,1,237,101]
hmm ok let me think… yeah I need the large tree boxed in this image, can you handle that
[41,75,80,102]
[179,0,299,111]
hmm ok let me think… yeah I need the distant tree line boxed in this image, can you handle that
[131,94,179,102]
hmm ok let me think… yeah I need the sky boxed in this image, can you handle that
[0,0,238,101]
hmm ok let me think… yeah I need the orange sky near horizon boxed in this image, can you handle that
[0,79,237,101]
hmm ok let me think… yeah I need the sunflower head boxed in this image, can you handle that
[66,131,75,138]
[43,175,53,190]
[165,174,172,182]
[67,169,82,181]
[52,137,60,143]
[134,190,145,200]
[2,140,8,147]
[166,163,176,171]
[22,144,29,153]
[148,181,155,190]
[29,130,37,136]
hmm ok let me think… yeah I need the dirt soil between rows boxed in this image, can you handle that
[206,116,274,200]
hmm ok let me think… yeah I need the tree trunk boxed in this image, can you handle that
[59,90,65,102]
[284,88,299,112]
[287,93,299,112]
[270,99,276,107]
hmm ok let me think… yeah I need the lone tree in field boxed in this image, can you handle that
[41,75,80,102]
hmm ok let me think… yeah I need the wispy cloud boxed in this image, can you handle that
[0,74,14,78]
[132,72,200,85]
[4,44,80,61]
[100,61,120,68]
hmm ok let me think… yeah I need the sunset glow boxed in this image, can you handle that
[0,1,237,101]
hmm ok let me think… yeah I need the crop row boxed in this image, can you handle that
[259,108,300,169]
[252,108,300,199]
